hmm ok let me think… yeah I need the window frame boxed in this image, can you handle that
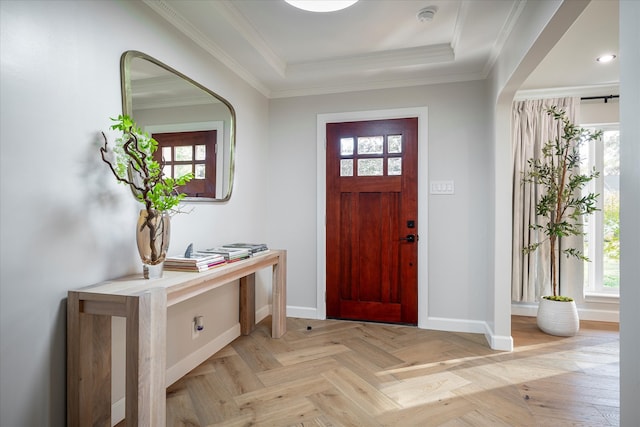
[582,123,620,297]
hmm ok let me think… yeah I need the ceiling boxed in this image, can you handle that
[142,0,619,99]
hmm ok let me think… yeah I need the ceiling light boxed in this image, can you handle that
[596,54,617,63]
[284,0,358,13]
[417,6,438,22]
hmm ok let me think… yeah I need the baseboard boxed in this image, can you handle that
[287,305,319,319]
[112,398,125,427]
[511,303,619,323]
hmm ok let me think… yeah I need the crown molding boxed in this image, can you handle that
[482,0,527,78]
[216,0,287,78]
[287,44,454,77]
[142,0,271,97]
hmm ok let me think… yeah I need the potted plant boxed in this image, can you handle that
[522,106,601,336]
[100,115,193,278]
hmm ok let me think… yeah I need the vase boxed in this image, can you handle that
[536,297,579,336]
[136,209,170,279]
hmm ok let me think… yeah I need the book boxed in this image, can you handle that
[199,247,251,261]
[164,252,226,272]
[221,243,268,255]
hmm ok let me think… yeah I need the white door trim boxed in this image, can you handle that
[316,107,429,327]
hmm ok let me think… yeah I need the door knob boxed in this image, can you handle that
[400,234,417,243]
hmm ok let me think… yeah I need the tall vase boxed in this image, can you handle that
[136,209,170,279]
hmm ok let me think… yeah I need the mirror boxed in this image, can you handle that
[120,50,235,201]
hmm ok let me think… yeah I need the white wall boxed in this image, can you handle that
[268,81,493,330]
[619,1,640,423]
[0,1,269,426]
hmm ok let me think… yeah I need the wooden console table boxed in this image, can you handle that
[67,249,286,427]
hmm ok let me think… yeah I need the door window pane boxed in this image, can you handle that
[388,135,402,153]
[195,164,206,179]
[174,164,192,179]
[357,136,383,154]
[388,157,402,175]
[195,145,206,161]
[358,158,383,176]
[161,146,172,162]
[162,165,172,178]
[175,146,193,161]
[340,138,354,156]
[340,159,353,176]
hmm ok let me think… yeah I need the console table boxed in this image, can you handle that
[67,249,286,427]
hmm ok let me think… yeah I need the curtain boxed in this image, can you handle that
[511,97,580,302]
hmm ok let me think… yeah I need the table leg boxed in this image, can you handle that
[240,273,256,335]
[272,252,287,338]
[124,288,166,426]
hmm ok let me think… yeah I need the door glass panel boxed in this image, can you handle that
[175,146,193,161]
[195,145,206,161]
[163,165,172,178]
[161,146,172,162]
[388,135,402,153]
[358,158,383,176]
[174,164,192,178]
[340,159,354,176]
[388,157,402,175]
[340,138,354,156]
[357,136,383,154]
[195,164,206,179]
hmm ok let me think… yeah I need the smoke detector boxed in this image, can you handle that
[417,6,438,22]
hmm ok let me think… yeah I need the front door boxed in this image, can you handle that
[326,118,418,324]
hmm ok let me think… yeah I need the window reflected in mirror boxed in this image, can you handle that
[120,50,235,201]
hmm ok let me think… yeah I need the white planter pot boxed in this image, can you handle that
[536,298,580,336]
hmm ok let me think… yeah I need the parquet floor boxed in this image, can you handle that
[150,316,620,426]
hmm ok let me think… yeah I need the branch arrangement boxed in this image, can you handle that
[100,115,193,264]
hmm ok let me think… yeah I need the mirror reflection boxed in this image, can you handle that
[120,50,235,201]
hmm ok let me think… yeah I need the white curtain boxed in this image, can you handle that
[511,97,580,302]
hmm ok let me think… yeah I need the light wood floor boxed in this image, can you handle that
[123,315,620,426]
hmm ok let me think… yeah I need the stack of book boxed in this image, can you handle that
[164,252,226,272]
[199,246,251,262]
[222,243,269,256]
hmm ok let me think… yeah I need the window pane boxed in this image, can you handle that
[357,136,383,154]
[161,146,172,162]
[388,135,402,153]
[195,164,206,179]
[388,157,402,175]
[358,158,383,176]
[162,165,172,178]
[174,164,192,178]
[602,130,620,289]
[340,159,353,176]
[175,146,192,161]
[340,138,354,156]
[195,145,206,161]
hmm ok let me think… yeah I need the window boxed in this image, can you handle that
[339,134,403,177]
[153,130,217,198]
[581,125,620,295]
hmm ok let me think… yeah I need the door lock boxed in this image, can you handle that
[400,234,417,243]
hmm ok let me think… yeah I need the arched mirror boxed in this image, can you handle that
[120,50,235,201]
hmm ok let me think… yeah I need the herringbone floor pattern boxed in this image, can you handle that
[160,316,618,426]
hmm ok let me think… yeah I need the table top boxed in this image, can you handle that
[69,249,285,306]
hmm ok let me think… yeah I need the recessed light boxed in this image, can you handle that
[284,0,358,13]
[596,54,617,63]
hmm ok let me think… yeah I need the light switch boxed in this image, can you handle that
[430,180,455,195]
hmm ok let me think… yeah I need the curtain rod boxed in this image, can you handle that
[580,94,619,103]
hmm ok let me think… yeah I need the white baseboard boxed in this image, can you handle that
[112,397,125,427]
[511,303,619,323]
[287,305,319,319]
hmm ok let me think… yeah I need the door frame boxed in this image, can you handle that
[316,107,429,328]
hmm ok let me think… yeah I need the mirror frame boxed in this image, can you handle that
[120,50,236,202]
